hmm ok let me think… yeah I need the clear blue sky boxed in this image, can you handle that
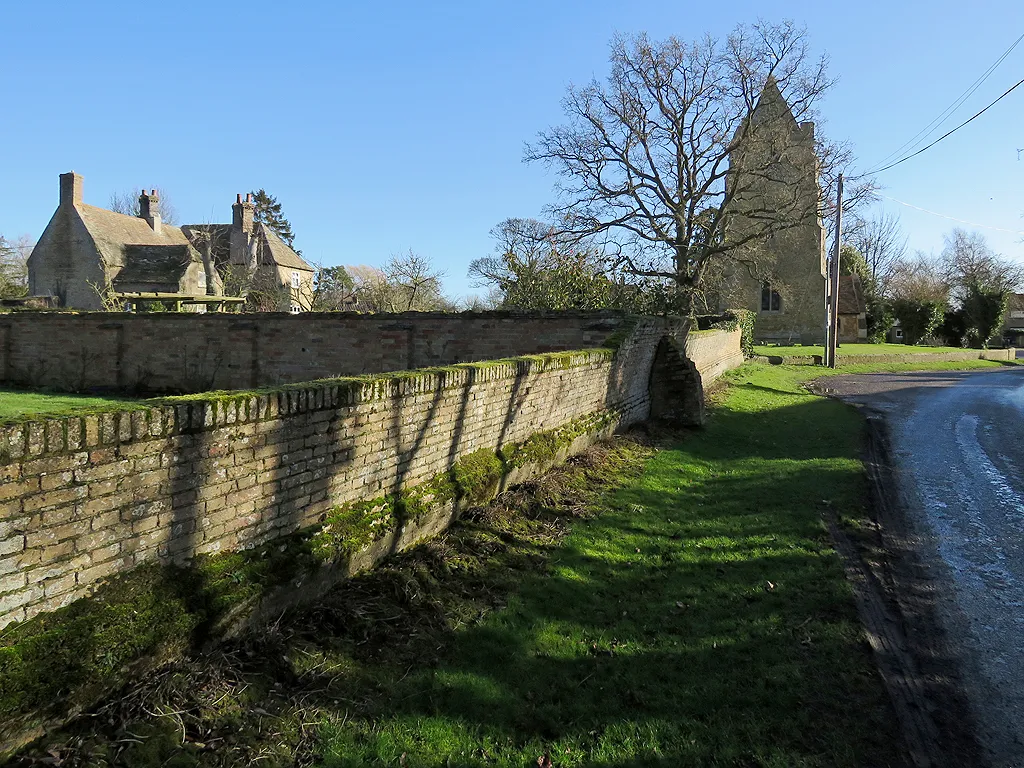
[1,1,1021,299]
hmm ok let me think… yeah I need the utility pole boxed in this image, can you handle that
[826,173,844,368]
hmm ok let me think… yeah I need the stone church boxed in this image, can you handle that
[720,78,828,344]
[27,173,315,311]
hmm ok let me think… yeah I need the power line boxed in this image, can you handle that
[883,195,1024,235]
[852,78,1024,179]
[863,32,1024,175]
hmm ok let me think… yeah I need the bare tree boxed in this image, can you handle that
[846,212,907,296]
[888,251,949,304]
[940,228,1024,300]
[525,22,873,313]
[109,187,179,225]
[348,253,452,312]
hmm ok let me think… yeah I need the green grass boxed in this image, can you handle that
[17,357,1013,766]
[755,342,979,357]
[0,389,137,422]
[311,363,906,767]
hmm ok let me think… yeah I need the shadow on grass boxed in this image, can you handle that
[302,397,902,767]
[12,395,906,768]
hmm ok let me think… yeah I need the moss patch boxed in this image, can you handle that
[0,406,623,754]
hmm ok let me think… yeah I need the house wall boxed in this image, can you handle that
[27,207,107,310]
[0,310,643,394]
[838,312,867,343]
[272,264,315,311]
[0,321,743,630]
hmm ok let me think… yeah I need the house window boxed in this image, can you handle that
[290,303,301,314]
[291,271,301,289]
[760,284,781,313]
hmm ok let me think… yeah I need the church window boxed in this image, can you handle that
[761,284,781,313]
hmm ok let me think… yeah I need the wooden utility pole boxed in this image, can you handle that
[826,173,844,368]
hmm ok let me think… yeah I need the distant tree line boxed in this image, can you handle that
[839,217,1021,348]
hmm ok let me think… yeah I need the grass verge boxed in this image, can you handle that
[10,358,949,767]
[0,390,136,422]
[754,342,986,357]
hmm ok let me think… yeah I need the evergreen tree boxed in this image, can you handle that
[249,189,298,252]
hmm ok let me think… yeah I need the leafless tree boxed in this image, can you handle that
[939,228,1024,301]
[525,22,874,313]
[888,251,949,304]
[846,212,907,296]
[109,187,179,225]
[349,253,452,312]
[179,223,225,296]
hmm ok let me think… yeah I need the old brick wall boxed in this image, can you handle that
[685,328,745,384]
[0,311,632,393]
[0,317,717,629]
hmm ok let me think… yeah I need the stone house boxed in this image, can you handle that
[719,79,827,344]
[1001,293,1024,346]
[837,274,868,343]
[28,173,315,311]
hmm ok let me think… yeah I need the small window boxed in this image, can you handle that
[760,284,781,313]
[291,271,301,289]
[290,303,301,314]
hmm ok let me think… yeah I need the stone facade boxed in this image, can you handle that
[27,174,315,310]
[720,79,828,344]
[0,321,743,629]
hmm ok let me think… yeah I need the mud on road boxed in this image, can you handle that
[813,368,1024,768]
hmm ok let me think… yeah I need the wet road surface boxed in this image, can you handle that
[821,367,1024,767]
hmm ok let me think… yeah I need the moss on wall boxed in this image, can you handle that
[0,406,622,753]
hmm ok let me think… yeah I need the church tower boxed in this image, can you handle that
[720,77,827,344]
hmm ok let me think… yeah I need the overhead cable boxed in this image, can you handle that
[852,78,1024,179]
[863,32,1024,175]
[882,195,1024,235]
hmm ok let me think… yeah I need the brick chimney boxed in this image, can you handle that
[139,189,162,234]
[229,193,257,267]
[59,172,83,206]
[232,192,255,234]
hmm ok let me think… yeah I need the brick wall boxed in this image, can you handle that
[0,310,634,393]
[1,318,733,629]
[685,329,744,384]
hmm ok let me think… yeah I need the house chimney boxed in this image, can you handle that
[59,172,83,206]
[232,192,255,234]
[139,189,162,234]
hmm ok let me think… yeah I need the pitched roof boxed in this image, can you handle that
[837,274,867,315]
[114,244,197,285]
[77,204,193,269]
[751,76,798,132]
[260,225,314,271]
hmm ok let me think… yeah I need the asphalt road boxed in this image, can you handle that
[821,367,1024,767]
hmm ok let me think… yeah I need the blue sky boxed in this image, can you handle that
[1,1,1022,299]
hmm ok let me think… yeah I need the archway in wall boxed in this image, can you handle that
[647,336,705,427]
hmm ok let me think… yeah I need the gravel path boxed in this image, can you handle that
[820,368,1024,768]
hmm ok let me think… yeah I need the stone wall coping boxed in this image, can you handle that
[0,347,615,465]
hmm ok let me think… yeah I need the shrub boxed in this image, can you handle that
[891,299,946,345]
